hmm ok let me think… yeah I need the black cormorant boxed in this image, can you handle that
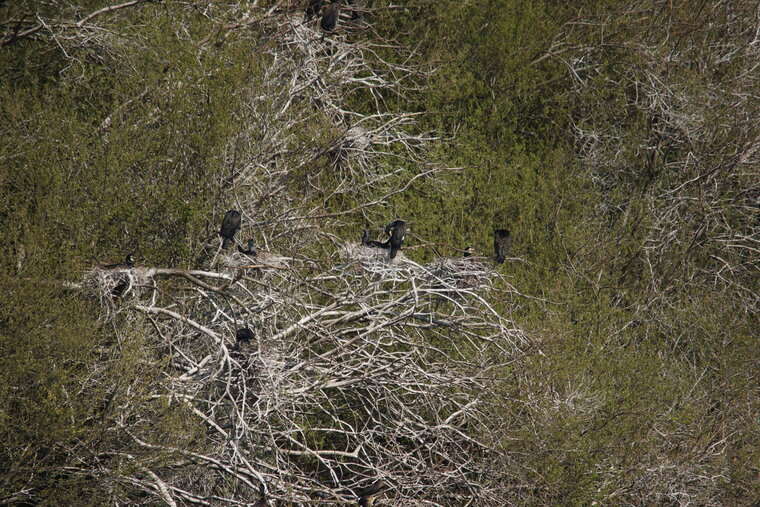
[236,327,254,345]
[320,0,340,39]
[253,483,268,507]
[348,0,363,22]
[238,239,257,257]
[493,229,512,264]
[361,229,389,248]
[305,0,323,21]
[385,220,406,259]
[102,253,135,269]
[220,210,242,249]
[356,480,385,507]
[111,278,130,299]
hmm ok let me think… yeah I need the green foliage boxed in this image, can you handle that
[372,0,759,502]
[1,0,757,503]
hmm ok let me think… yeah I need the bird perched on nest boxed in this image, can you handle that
[220,210,242,249]
[493,229,512,264]
[463,246,476,258]
[238,239,257,257]
[305,0,323,21]
[235,326,255,351]
[356,479,386,507]
[101,253,135,269]
[361,229,389,248]
[320,0,340,40]
[385,220,406,259]
[252,483,268,507]
[348,0,364,23]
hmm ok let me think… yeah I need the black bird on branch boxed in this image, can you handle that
[463,246,476,258]
[305,0,323,21]
[234,327,255,356]
[220,210,242,249]
[361,229,389,248]
[236,327,254,345]
[493,229,512,263]
[253,483,268,507]
[385,220,406,259]
[348,0,363,22]
[320,0,340,40]
[356,480,385,507]
[238,239,257,257]
[102,253,135,269]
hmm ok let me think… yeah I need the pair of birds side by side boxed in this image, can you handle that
[220,210,263,263]
[361,220,406,259]
[219,210,258,257]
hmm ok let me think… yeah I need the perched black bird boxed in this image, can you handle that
[102,253,135,269]
[236,327,254,345]
[220,210,242,249]
[253,483,268,507]
[238,239,257,257]
[463,246,475,258]
[493,229,512,264]
[348,0,363,22]
[305,0,322,21]
[361,229,389,248]
[111,278,131,299]
[320,0,340,39]
[357,480,385,507]
[385,220,406,259]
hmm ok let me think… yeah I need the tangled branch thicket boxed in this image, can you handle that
[85,248,527,504]
[566,0,759,312]
[215,7,443,257]
[74,6,528,506]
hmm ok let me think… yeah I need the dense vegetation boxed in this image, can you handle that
[1,0,757,504]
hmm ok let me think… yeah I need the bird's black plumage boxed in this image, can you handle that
[220,210,242,249]
[463,246,475,258]
[361,229,389,248]
[320,0,340,37]
[236,327,254,344]
[357,480,385,507]
[252,483,268,507]
[238,239,257,257]
[494,229,512,264]
[385,220,406,259]
[348,0,363,22]
[111,279,130,299]
[305,0,323,20]
[102,253,135,269]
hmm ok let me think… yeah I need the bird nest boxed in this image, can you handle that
[82,267,147,312]
[338,242,410,274]
[219,249,290,276]
[420,256,496,291]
